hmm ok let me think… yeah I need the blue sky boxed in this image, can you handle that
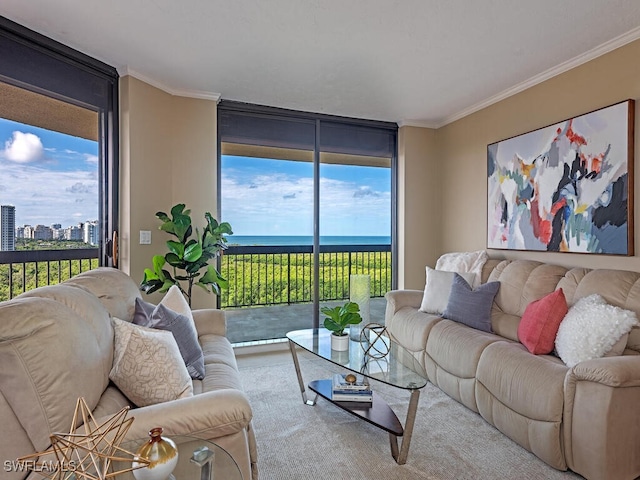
[0,118,391,236]
[221,156,391,236]
[0,118,98,227]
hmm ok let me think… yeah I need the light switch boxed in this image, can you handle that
[139,230,152,244]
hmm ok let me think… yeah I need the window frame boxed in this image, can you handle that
[217,100,398,325]
[0,15,119,266]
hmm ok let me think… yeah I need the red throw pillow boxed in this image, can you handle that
[518,289,568,355]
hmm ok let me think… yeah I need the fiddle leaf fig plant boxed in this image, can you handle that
[321,301,362,336]
[140,203,233,306]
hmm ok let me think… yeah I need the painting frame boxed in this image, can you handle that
[487,99,635,255]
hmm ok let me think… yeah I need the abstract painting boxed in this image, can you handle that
[487,100,634,255]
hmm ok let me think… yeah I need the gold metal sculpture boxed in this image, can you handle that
[17,397,149,480]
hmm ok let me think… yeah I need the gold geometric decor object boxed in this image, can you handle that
[17,397,150,480]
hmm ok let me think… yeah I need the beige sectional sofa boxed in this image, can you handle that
[385,258,640,480]
[0,267,257,480]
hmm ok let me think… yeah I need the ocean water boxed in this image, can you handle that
[228,235,391,246]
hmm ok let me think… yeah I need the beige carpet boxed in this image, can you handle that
[239,350,584,480]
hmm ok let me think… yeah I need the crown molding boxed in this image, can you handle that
[436,25,640,128]
[396,119,439,129]
[123,24,640,127]
[118,66,221,102]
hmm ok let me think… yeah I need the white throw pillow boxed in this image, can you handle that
[161,285,196,328]
[555,294,638,367]
[419,267,476,315]
[435,250,488,288]
[109,317,193,407]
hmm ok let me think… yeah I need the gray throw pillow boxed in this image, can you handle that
[442,273,500,333]
[133,297,205,379]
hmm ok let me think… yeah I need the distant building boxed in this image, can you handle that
[64,225,83,241]
[51,226,64,240]
[33,224,53,240]
[50,223,63,238]
[0,205,16,251]
[83,220,99,245]
[15,226,25,239]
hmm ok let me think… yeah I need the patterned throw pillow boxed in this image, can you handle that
[109,318,193,407]
[442,273,500,332]
[518,289,568,355]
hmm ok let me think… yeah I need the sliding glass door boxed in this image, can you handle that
[218,103,396,344]
[318,123,393,324]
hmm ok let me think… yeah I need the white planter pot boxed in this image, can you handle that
[331,333,349,351]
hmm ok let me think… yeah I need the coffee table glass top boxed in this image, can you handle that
[286,327,427,390]
[131,435,242,480]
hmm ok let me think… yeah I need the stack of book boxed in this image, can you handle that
[331,373,373,403]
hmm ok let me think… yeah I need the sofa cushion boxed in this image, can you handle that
[134,297,205,379]
[424,319,503,411]
[17,283,114,384]
[92,385,134,419]
[419,267,475,315]
[518,289,568,355]
[476,341,568,469]
[442,274,500,332]
[110,318,193,407]
[64,267,142,321]
[386,306,441,355]
[555,294,638,367]
[0,297,108,450]
[193,334,244,394]
[488,261,568,341]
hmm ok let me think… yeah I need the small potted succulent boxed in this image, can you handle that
[321,301,362,351]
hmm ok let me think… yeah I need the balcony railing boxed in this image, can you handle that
[0,249,99,301]
[0,244,391,310]
[220,244,392,308]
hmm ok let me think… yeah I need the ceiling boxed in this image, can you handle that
[1,1,640,127]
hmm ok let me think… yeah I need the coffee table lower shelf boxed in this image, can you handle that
[308,379,404,436]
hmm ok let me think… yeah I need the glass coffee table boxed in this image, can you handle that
[286,327,428,465]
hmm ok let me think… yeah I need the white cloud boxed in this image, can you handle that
[222,172,390,236]
[85,154,98,164]
[66,182,93,194]
[0,160,98,227]
[3,131,44,163]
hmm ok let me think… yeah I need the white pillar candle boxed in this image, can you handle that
[349,274,370,340]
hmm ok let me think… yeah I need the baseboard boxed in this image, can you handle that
[233,338,289,356]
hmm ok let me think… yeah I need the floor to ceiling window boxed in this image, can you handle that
[218,102,396,344]
[0,83,99,249]
[0,17,118,299]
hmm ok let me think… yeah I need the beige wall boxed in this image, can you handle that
[431,38,640,274]
[397,126,440,289]
[119,76,219,308]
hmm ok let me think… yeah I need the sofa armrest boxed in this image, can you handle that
[119,389,252,445]
[563,356,640,479]
[569,355,640,387]
[384,289,423,315]
[192,308,227,337]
